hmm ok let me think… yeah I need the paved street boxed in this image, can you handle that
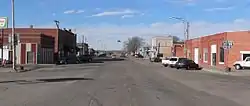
[0,58,250,106]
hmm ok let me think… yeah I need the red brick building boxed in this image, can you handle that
[173,42,185,57]
[1,28,77,64]
[186,31,250,70]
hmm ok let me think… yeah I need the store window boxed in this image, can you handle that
[220,47,224,63]
[203,48,208,62]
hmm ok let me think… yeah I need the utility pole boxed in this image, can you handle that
[82,35,84,55]
[184,22,190,58]
[11,0,17,71]
[1,29,4,64]
[169,17,189,58]
[54,20,60,29]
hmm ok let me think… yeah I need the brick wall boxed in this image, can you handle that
[227,31,250,67]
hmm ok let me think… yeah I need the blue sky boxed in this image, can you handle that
[1,0,250,50]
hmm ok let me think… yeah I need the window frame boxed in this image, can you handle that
[219,47,225,64]
[203,48,208,63]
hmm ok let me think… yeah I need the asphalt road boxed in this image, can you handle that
[0,57,249,106]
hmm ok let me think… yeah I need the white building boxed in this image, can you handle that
[151,36,173,57]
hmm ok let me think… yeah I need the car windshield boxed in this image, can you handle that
[178,58,188,62]
[170,58,178,61]
[164,57,169,60]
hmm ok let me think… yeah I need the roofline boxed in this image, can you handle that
[189,30,250,41]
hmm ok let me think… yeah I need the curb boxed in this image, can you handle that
[202,68,230,75]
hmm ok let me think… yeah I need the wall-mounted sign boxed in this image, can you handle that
[222,40,233,49]
[0,17,8,28]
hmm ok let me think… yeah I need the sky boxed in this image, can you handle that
[1,0,250,50]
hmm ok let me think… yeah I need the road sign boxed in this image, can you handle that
[0,17,8,28]
[222,40,233,49]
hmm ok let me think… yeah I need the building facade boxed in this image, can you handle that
[2,28,77,63]
[173,42,185,57]
[0,33,54,64]
[76,43,89,56]
[151,36,173,57]
[186,31,250,70]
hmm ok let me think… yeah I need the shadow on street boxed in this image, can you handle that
[0,77,94,84]
[93,58,125,62]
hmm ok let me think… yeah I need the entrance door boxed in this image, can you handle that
[211,45,217,66]
[212,53,216,66]
[194,48,199,64]
[27,51,34,64]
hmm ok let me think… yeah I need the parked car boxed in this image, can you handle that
[77,54,93,63]
[135,54,144,58]
[168,57,179,68]
[175,59,200,70]
[162,57,170,67]
[234,57,250,70]
[111,54,116,59]
[56,56,80,65]
[150,57,162,62]
[98,53,107,57]
[120,53,127,58]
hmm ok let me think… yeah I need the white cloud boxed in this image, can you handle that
[64,9,85,14]
[215,0,227,2]
[74,19,250,49]
[204,6,235,12]
[30,19,250,50]
[52,13,56,16]
[90,9,139,17]
[64,10,75,14]
[165,0,196,5]
[121,15,134,19]
[75,10,85,14]
[95,8,101,10]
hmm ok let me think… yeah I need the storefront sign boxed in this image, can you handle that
[0,17,8,28]
[222,40,233,49]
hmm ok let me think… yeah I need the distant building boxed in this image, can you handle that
[172,42,185,57]
[76,43,89,56]
[151,36,173,57]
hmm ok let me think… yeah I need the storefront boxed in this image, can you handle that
[186,31,250,70]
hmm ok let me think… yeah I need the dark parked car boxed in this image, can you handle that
[56,56,80,65]
[135,54,144,58]
[77,55,93,63]
[98,53,107,57]
[175,59,200,70]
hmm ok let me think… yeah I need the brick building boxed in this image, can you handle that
[0,28,77,64]
[173,42,185,57]
[186,31,250,70]
[0,33,54,64]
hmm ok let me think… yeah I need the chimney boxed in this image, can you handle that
[30,25,34,28]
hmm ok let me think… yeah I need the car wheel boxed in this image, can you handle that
[176,67,180,69]
[186,66,190,70]
[163,64,168,67]
[235,64,241,70]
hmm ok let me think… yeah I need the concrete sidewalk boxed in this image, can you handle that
[202,68,250,76]
[131,57,250,76]
[0,64,56,73]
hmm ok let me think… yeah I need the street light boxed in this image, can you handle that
[11,0,17,71]
[169,17,190,58]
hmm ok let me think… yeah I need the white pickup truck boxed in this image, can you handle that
[162,57,170,67]
[234,57,250,70]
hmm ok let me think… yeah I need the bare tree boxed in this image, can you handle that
[124,36,144,53]
[168,35,181,42]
